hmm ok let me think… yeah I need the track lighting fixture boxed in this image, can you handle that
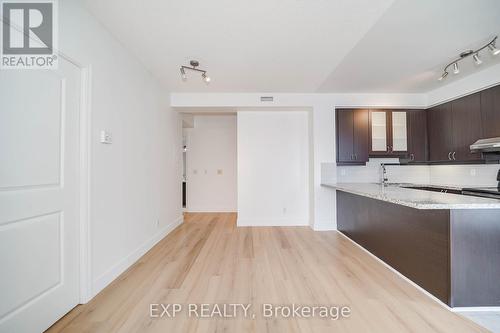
[180,60,211,84]
[438,36,498,81]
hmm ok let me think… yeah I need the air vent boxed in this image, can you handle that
[260,96,274,102]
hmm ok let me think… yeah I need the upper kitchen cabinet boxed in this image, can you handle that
[369,110,408,156]
[451,93,482,161]
[407,110,428,162]
[481,84,500,138]
[427,103,453,162]
[336,109,369,165]
[427,93,482,162]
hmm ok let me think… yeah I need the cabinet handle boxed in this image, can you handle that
[448,152,452,160]
[350,154,354,160]
[452,152,456,160]
[354,154,358,160]
[410,153,415,161]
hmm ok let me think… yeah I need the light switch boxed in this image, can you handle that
[100,130,112,144]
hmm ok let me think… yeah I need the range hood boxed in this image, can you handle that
[470,137,500,152]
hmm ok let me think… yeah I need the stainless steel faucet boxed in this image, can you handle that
[381,163,388,185]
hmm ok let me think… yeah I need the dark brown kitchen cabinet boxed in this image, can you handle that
[451,93,482,161]
[369,110,408,156]
[407,110,428,162]
[336,109,369,164]
[428,103,453,161]
[427,94,482,162]
[481,84,500,138]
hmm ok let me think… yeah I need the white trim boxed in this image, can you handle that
[312,223,337,231]
[91,215,184,297]
[452,307,500,313]
[78,65,92,304]
[186,208,237,213]
[336,231,453,311]
[236,218,309,227]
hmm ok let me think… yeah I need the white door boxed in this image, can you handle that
[0,58,81,333]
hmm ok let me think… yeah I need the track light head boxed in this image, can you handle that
[438,71,448,81]
[202,73,211,84]
[180,67,187,81]
[473,53,482,65]
[488,44,500,56]
[453,62,460,74]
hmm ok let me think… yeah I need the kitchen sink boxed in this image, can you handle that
[399,185,463,195]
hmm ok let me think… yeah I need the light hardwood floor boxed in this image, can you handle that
[47,213,487,332]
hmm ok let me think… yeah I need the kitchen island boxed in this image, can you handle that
[323,182,500,308]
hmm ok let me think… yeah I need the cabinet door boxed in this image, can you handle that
[407,110,427,162]
[336,109,354,163]
[451,93,482,161]
[427,103,453,161]
[391,111,408,154]
[353,109,369,162]
[370,110,389,154]
[481,85,500,138]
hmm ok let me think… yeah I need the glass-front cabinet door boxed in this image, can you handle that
[391,111,408,153]
[370,111,388,153]
[369,110,408,155]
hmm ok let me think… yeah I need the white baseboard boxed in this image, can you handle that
[312,219,337,231]
[452,307,500,312]
[91,215,184,298]
[186,208,236,213]
[237,217,308,227]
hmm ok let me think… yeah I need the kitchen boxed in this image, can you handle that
[322,83,500,310]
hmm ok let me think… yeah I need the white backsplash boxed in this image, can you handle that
[430,164,499,187]
[334,158,430,184]
[326,158,500,188]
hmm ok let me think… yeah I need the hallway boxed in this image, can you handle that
[47,213,484,332]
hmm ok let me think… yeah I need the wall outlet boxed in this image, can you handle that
[341,168,347,176]
[217,169,223,175]
[156,219,160,227]
[470,169,477,177]
[193,169,197,175]
[283,207,287,214]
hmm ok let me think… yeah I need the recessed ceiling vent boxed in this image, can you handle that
[260,96,274,102]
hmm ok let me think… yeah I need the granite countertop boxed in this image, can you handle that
[321,182,500,210]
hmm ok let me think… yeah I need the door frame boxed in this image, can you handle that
[58,51,93,304]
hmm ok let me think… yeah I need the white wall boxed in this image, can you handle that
[185,115,237,212]
[60,0,182,299]
[237,111,310,226]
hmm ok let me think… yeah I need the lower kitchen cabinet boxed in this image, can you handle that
[337,190,500,307]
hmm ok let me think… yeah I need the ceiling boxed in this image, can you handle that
[84,0,500,93]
